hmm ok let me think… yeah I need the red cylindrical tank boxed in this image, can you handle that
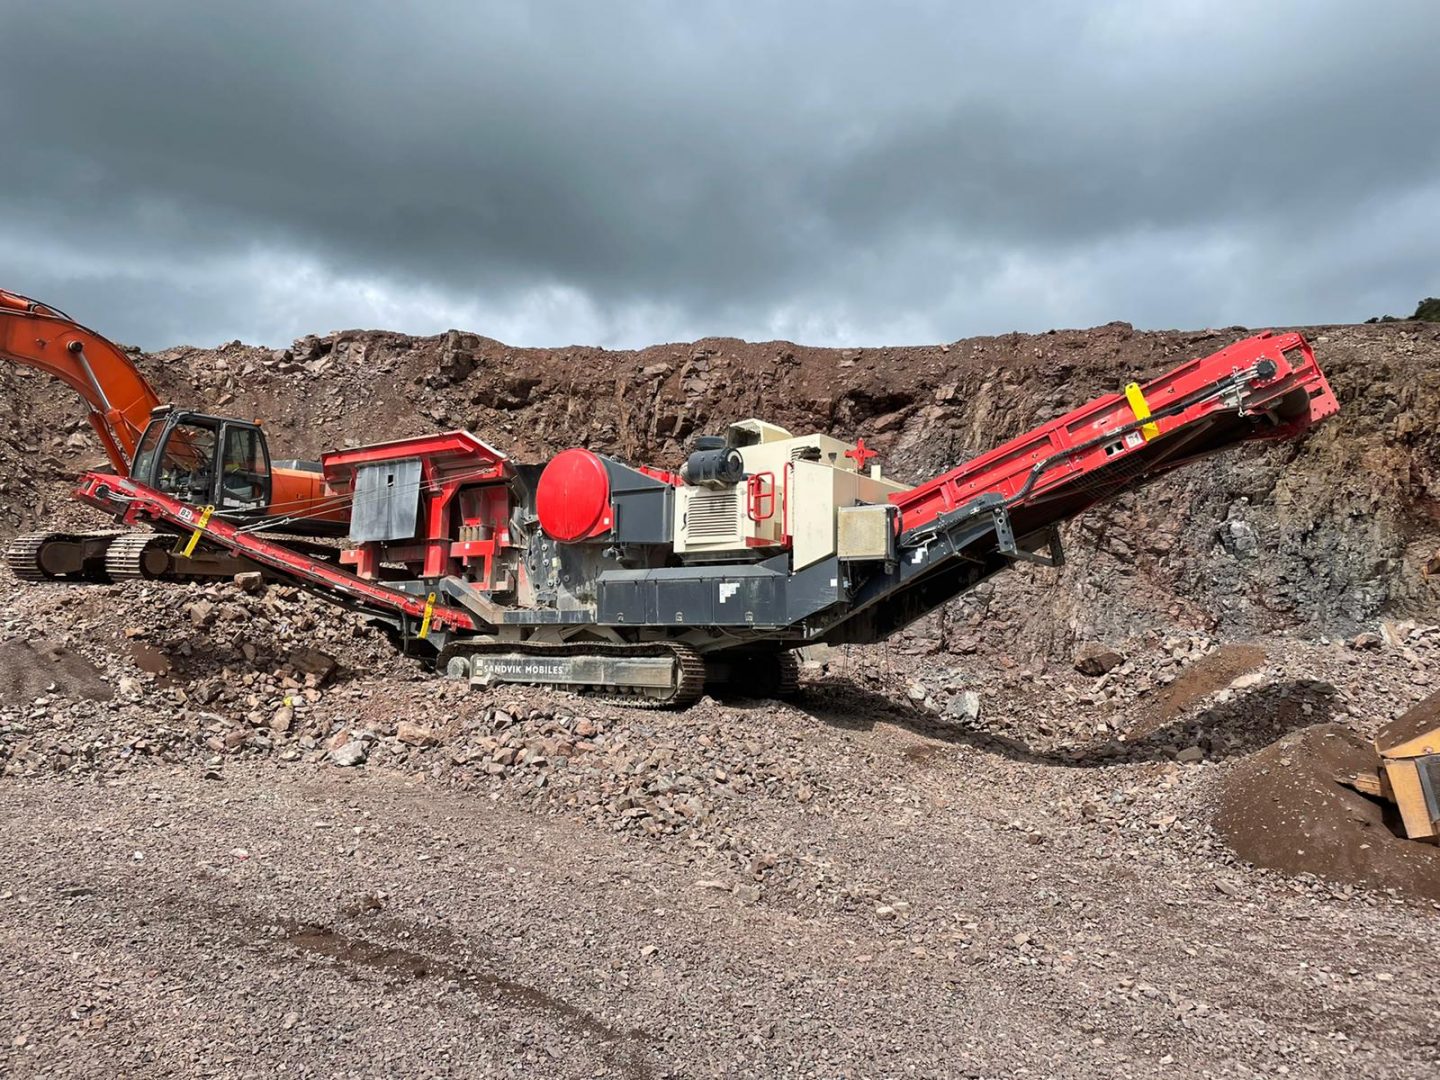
[536,448,612,541]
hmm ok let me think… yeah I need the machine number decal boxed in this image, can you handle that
[718,582,739,603]
[177,505,214,559]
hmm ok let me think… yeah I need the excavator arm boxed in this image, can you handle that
[0,289,161,475]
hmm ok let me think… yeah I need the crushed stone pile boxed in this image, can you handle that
[3,559,1438,907]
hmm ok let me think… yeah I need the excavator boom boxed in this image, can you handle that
[0,289,160,476]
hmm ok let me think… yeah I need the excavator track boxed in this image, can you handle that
[6,533,55,581]
[436,639,707,709]
[5,531,120,582]
[8,527,257,586]
[103,532,174,580]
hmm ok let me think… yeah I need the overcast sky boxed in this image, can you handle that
[3,1,1437,349]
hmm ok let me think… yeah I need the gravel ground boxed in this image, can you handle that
[3,605,1439,1078]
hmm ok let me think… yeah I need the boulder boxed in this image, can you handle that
[329,741,367,767]
[1074,644,1124,676]
[233,571,265,594]
[396,721,436,747]
[287,648,338,683]
[946,691,982,723]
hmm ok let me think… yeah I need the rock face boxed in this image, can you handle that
[2,320,1436,658]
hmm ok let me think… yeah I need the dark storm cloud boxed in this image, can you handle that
[2,0,1437,348]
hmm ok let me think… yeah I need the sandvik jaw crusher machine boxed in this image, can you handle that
[59,330,1337,707]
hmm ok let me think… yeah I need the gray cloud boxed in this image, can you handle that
[2,0,1437,348]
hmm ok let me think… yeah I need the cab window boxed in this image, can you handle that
[219,426,268,509]
[131,421,164,481]
[149,420,219,502]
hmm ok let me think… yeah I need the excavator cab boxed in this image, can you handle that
[131,408,272,514]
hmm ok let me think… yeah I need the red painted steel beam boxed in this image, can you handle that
[322,429,510,489]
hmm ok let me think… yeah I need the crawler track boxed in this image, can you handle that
[5,531,120,583]
[103,533,172,580]
[5,532,54,581]
[436,639,707,708]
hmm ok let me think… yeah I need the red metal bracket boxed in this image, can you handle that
[781,462,794,545]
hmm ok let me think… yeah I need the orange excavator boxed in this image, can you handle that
[0,289,348,581]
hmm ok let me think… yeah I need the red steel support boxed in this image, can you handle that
[423,476,463,578]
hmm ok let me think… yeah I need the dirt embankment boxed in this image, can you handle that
[1216,716,1440,903]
